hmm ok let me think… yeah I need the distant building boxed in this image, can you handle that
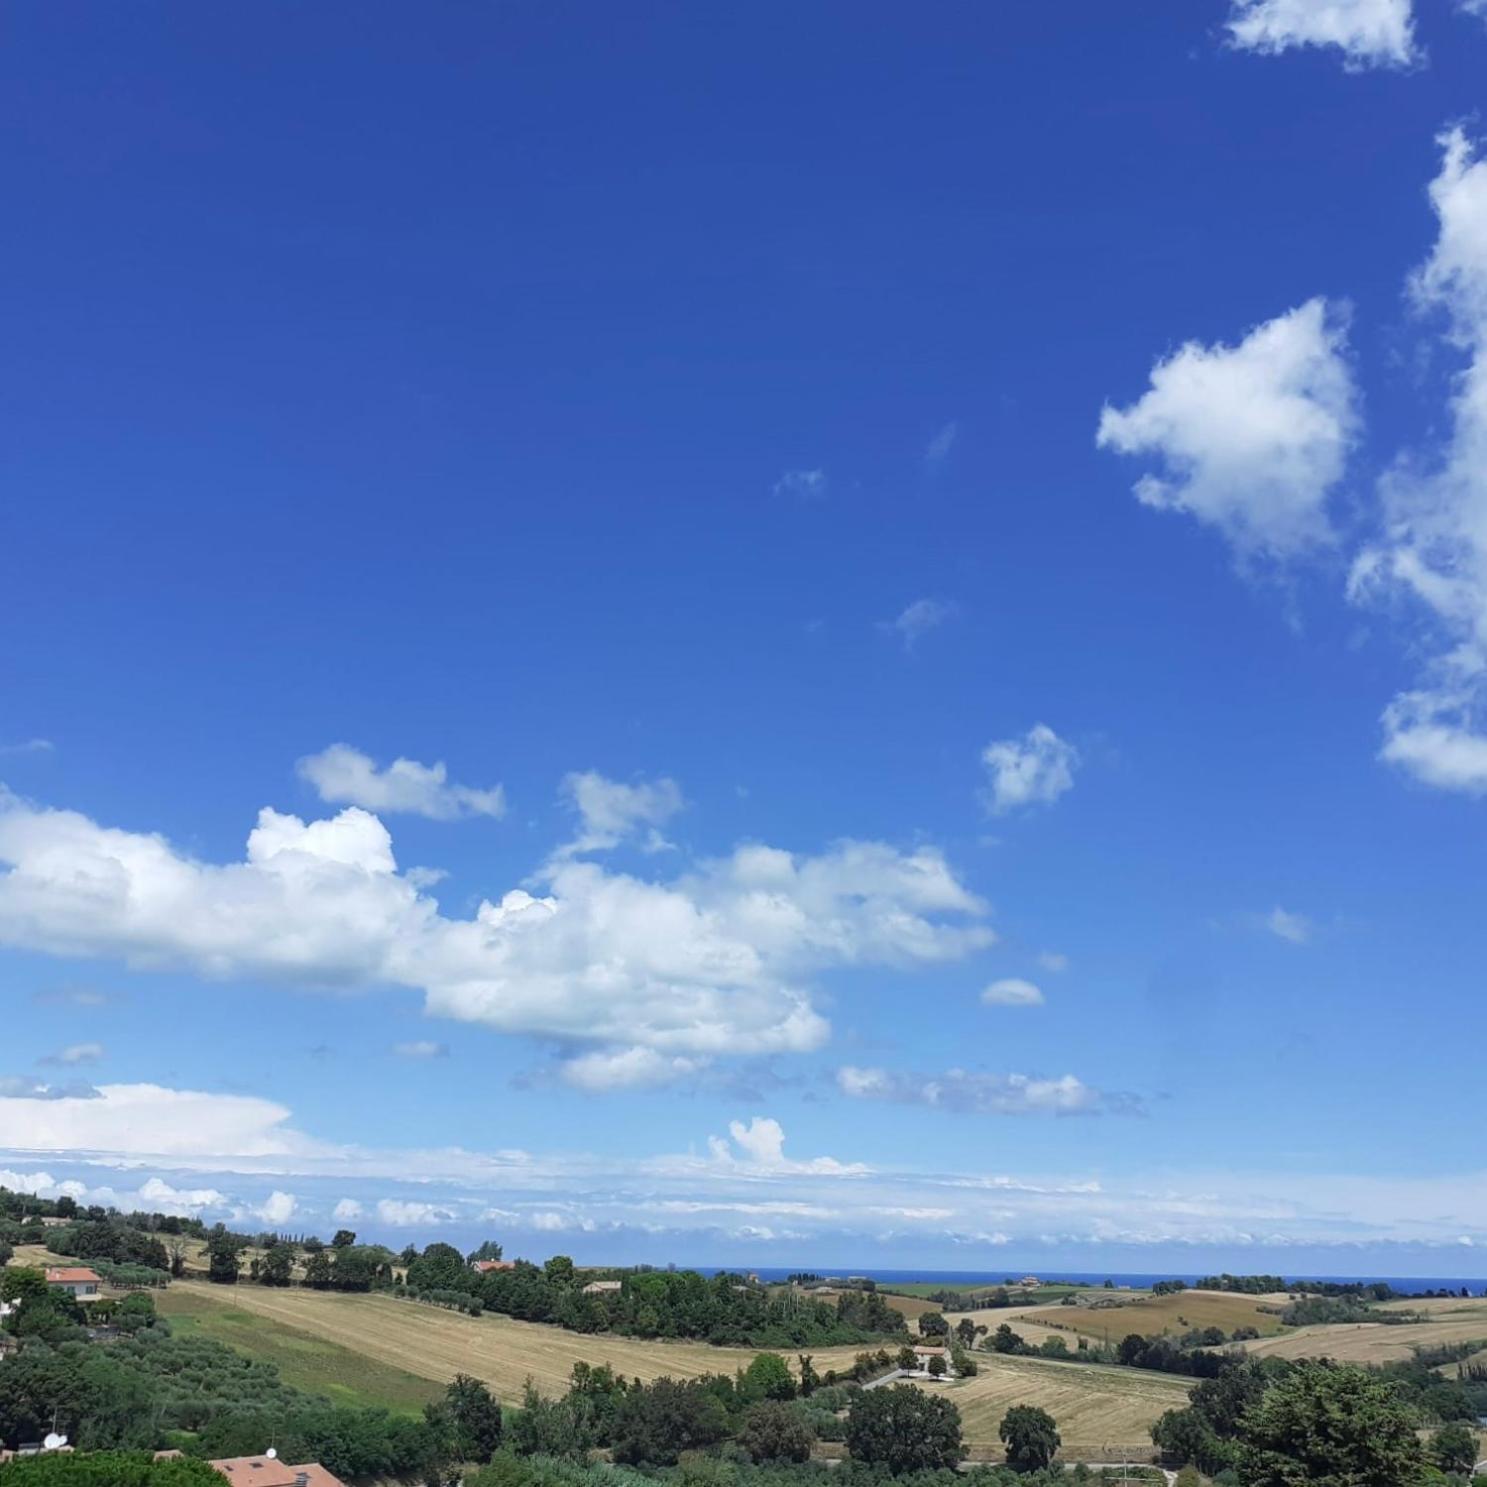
[44,1266,102,1301]
[1019,1275,1042,1288]
[209,1454,346,1487]
[910,1344,955,1378]
[471,1259,515,1273]
[582,1279,622,1294]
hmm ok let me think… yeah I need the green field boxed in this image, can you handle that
[882,1281,1097,1304]
[156,1285,442,1415]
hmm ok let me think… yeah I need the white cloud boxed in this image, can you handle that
[1036,951,1069,973]
[1267,906,1312,944]
[981,977,1044,1007]
[0,739,54,757]
[376,1198,456,1227]
[837,1066,1127,1116]
[558,1046,707,1092]
[1226,0,1419,69]
[255,1190,297,1226]
[297,743,505,821]
[558,771,683,855]
[332,1198,364,1221]
[696,1116,868,1177]
[882,598,956,650]
[0,790,990,1066]
[925,422,958,464]
[1097,299,1358,558]
[41,1042,104,1066]
[0,1081,317,1160]
[392,1040,448,1060]
[981,724,1079,814]
[773,468,827,498]
[1351,130,1487,793]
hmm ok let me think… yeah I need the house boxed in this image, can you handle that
[209,1454,346,1487]
[910,1345,956,1378]
[1018,1275,1042,1288]
[471,1259,514,1274]
[582,1279,622,1294]
[45,1266,102,1301]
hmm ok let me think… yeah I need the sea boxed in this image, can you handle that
[699,1267,1486,1296]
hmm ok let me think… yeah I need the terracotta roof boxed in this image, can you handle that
[209,1457,345,1487]
[471,1259,514,1272]
[912,1344,948,1355]
[44,1267,101,1284]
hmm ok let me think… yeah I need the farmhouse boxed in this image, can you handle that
[471,1259,514,1274]
[1019,1275,1043,1288]
[44,1266,102,1301]
[582,1279,622,1294]
[911,1344,955,1377]
[209,1454,345,1487]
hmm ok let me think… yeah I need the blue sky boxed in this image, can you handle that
[4,0,1487,1276]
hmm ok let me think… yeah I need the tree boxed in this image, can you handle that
[610,1376,731,1466]
[407,1242,469,1293]
[259,1243,294,1287]
[302,1248,332,1288]
[739,1400,814,1463]
[0,1452,225,1484]
[428,1373,503,1463]
[918,1310,949,1339]
[204,1226,239,1285]
[469,1240,504,1263]
[1431,1420,1477,1475]
[991,1323,1025,1354]
[543,1255,575,1288]
[797,1354,819,1396]
[845,1384,964,1473]
[896,1345,919,1371]
[999,1404,1060,1472]
[927,1354,947,1379]
[955,1317,977,1347]
[1238,1363,1429,1487]
[742,1351,797,1402]
[1119,1332,1148,1366]
[331,1229,357,1249]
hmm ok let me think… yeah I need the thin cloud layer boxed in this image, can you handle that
[298,743,506,820]
[837,1066,1128,1116]
[1098,299,1358,559]
[1226,0,1419,69]
[0,781,991,1073]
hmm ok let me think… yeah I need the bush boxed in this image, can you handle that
[845,1385,964,1473]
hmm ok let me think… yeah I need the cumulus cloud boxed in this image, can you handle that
[981,725,1079,814]
[333,1198,364,1221]
[773,468,827,498]
[837,1066,1131,1116]
[376,1198,456,1227]
[0,790,990,1067]
[558,1046,708,1092]
[981,977,1044,1007]
[698,1116,869,1176]
[1226,0,1419,69]
[1267,906,1312,944]
[40,1042,104,1066]
[881,598,956,650]
[1098,299,1358,559]
[392,1040,448,1060]
[1351,130,1487,794]
[255,1190,298,1226]
[297,743,505,821]
[558,771,683,855]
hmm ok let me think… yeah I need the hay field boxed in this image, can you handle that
[157,1286,441,1414]
[1231,1315,1487,1365]
[949,1290,1285,1346]
[910,1354,1192,1458]
[164,1282,865,1399]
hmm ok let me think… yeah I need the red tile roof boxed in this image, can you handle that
[209,1456,345,1487]
[44,1267,101,1284]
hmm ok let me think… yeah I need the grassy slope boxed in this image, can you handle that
[156,1285,442,1414]
[950,1290,1288,1345]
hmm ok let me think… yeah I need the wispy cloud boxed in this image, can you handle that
[925,421,958,465]
[838,1065,1135,1116]
[391,1040,449,1060]
[1266,906,1312,944]
[773,468,827,499]
[880,598,956,651]
[40,1042,105,1067]
[981,978,1045,1007]
[0,738,54,757]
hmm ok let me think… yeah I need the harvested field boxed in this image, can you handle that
[906,1354,1192,1459]
[1231,1316,1487,1365]
[157,1286,440,1414]
[163,1282,865,1400]
[949,1290,1285,1346]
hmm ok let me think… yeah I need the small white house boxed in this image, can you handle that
[44,1267,102,1301]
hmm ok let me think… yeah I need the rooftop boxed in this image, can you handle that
[44,1267,101,1284]
[209,1456,345,1487]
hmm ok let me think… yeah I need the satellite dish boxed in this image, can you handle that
[265,1448,278,1460]
[43,1433,67,1451]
